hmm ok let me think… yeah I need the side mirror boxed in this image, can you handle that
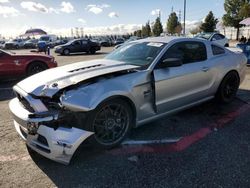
[159,58,183,68]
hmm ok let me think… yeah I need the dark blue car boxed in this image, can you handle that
[236,43,250,65]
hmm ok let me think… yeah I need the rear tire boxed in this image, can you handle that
[85,98,133,149]
[90,48,96,54]
[27,62,48,76]
[216,72,240,103]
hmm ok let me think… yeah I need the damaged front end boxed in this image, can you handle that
[9,86,93,165]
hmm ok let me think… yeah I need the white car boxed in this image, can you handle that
[9,37,247,164]
[0,40,5,49]
[5,39,25,49]
[195,33,229,47]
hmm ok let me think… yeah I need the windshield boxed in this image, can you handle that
[195,33,212,40]
[105,41,166,67]
[40,36,49,41]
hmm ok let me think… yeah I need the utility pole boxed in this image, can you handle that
[183,0,186,36]
[178,10,182,23]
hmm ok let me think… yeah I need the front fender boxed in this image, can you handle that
[60,80,136,112]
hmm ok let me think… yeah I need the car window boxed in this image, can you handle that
[212,45,225,55]
[212,34,223,41]
[218,34,225,39]
[81,40,88,45]
[73,41,81,45]
[161,41,207,64]
[195,33,212,40]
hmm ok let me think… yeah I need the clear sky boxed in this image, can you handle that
[0,0,225,37]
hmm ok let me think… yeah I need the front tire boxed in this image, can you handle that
[27,62,48,76]
[216,72,240,103]
[90,48,96,54]
[86,99,133,149]
[63,49,70,55]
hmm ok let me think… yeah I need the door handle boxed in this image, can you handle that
[202,67,209,72]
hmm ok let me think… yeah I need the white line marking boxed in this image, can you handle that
[122,138,182,146]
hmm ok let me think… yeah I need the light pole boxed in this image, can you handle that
[183,0,186,36]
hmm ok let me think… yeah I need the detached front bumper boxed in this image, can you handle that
[9,98,93,164]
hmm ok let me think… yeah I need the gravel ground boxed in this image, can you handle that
[0,48,250,188]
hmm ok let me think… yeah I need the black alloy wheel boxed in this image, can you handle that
[86,99,133,149]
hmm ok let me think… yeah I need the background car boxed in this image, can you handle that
[195,32,229,47]
[54,38,101,55]
[114,38,125,45]
[99,37,112,47]
[23,39,38,49]
[4,39,25,49]
[114,36,140,49]
[54,39,69,46]
[0,40,5,49]
[237,43,250,65]
[0,49,57,79]
[38,35,57,48]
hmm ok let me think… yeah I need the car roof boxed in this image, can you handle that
[137,36,209,44]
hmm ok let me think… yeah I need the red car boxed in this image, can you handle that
[0,50,57,80]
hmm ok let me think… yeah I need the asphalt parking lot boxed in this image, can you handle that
[1,48,250,188]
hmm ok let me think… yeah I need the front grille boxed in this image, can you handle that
[16,93,35,113]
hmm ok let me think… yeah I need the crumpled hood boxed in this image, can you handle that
[16,59,138,97]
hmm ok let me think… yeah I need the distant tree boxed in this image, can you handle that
[200,11,218,32]
[141,21,152,38]
[136,30,142,37]
[239,2,250,18]
[175,24,183,35]
[141,25,147,38]
[152,17,163,36]
[145,21,152,37]
[167,12,181,35]
[223,0,249,40]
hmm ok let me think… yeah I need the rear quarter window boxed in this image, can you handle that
[212,45,225,55]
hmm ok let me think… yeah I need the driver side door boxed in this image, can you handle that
[71,40,82,53]
[153,41,214,113]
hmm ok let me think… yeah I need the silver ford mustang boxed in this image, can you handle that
[9,37,247,164]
